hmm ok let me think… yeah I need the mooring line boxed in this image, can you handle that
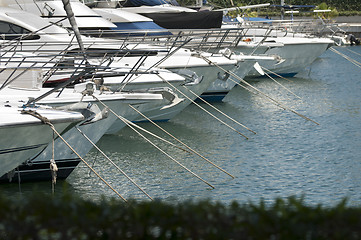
[22,101,125,200]
[128,104,235,179]
[119,118,193,154]
[345,47,361,57]
[261,66,295,83]
[200,55,320,125]
[75,127,153,200]
[47,123,127,202]
[185,87,256,134]
[330,47,361,69]
[262,71,302,100]
[92,95,215,190]
[156,75,249,139]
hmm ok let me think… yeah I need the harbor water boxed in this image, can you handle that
[2,46,361,207]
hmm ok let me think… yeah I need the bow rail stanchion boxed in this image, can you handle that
[75,127,154,201]
[91,95,215,190]
[128,104,235,179]
[200,55,320,126]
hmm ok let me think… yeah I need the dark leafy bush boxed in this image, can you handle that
[0,192,360,239]
[182,0,361,12]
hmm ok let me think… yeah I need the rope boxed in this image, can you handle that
[345,47,361,57]
[21,109,127,200]
[330,47,361,69]
[262,71,302,100]
[91,95,215,190]
[261,66,295,83]
[200,55,320,125]
[21,109,51,124]
[75,127,154,200]
[156,75,250,139]
[48,123,127,202]
[111,118,193,154]
[50,131,58,194]
[128,104,235,179]
[184,87,257,134]
[16,167,21,194]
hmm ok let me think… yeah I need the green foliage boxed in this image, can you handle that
[187,0,361,12]
[314,2,339,19]
[0,192,360,239]
[338,11,361,16]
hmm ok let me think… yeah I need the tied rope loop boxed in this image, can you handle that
[50,160,58,185]
[21,109,51,124]
[21,109,58,192]
[50,131,58,186]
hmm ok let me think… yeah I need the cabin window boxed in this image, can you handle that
[0,21,40,40]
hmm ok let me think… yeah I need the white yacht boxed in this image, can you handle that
[1,0,117,31]
[0,70,86,178]
[0,52,179,182]
[0,81,176,183]
[0,5,243,101]
[229,24,334,77]
[0,7,193,119]
[90,1,334,78]
[0,103,85,178]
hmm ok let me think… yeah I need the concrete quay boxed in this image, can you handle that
[334,16,361,38]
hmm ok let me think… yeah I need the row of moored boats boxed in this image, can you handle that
[0,0,336,186]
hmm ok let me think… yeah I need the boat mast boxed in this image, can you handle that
[281,0,285,20]
[61,0,87,60]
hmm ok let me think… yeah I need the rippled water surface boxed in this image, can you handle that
[3,46,361,206]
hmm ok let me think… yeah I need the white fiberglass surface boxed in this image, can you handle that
[5,12,68,34]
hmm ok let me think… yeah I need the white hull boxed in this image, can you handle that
[235,34,334,77]
[205,60,255,94]
[0,106,83,176]
[106,95,171,133]
[133,63,236,121]
[0,87,168,165]
[249,39,332,76]
[32,99,133,164]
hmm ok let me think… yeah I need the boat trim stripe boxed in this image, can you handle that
[0,144,46,155]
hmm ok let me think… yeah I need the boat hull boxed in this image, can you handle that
[242,38,333,77]
[0,121,73,178]
[201,60,255,101]
[0,90,166,183]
